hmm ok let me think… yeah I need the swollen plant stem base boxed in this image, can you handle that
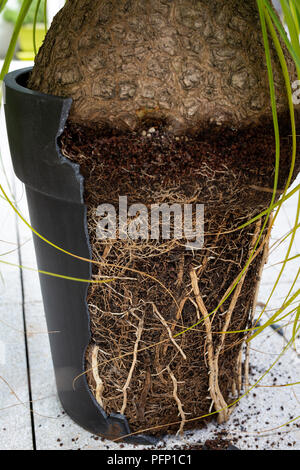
[28,0,296,134]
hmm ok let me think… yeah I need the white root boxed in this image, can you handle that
[120,316,144,415]
[91,345,104,408]
[189,220,263,424]
[167,366,186,435]
[152,303,187,360]
[190,268,229,423]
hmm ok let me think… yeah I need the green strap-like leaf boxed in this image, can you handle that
[33,0,42,56]
[0,0,8,13]
[263,0,300,74]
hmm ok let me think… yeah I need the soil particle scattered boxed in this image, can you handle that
[203,438,232,450]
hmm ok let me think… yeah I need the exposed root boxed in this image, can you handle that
[212,219,262,415]
[152,303,187,361]
[59,121,297,435]
[188,297,201,321]
[175,254,185,287]
[136,356,151,422]
[189,268,228,423]
[189,217,261,423]
[91,345,104,407]
[167,366,186,436]
[120,315,144,415]
[161,296,188,359]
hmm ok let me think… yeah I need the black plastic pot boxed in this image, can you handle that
[3,68,157,446]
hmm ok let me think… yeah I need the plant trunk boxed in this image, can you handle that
[28,0,299,436]
[29,0,296,132]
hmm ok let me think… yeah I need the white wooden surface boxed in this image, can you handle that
[0,120,33,450]
[0,61,300,450]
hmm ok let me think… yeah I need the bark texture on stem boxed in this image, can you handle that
[28,0,295,133]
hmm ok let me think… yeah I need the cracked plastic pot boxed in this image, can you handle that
[3,67,157,446]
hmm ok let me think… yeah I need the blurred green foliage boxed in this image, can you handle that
[3,0,45,25]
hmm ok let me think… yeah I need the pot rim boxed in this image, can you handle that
[3,67,72,106]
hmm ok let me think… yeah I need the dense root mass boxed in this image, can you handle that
[60,117,299,436]
[27,0,299,440]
